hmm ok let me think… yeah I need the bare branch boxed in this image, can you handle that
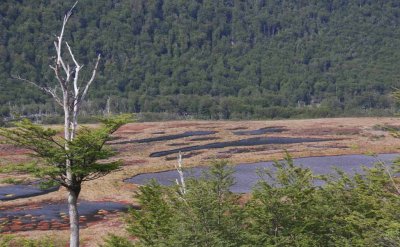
[12,75,63,106]
[66,42,81,96]
[65,42,81,69]
[54,41,68,75]
[80,54,101,102]
[68,1,79,18]
[66,63,72,83]
[49,64,67,91]
[55,1,78,71]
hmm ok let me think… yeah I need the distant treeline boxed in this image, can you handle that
[1,0,400,120]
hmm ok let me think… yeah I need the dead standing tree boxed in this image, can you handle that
[12,2,101,247]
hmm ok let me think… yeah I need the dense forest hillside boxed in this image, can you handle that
[1,0,400,120]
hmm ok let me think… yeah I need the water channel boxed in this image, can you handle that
[0,184,59,201]
[0,201,132,232]
[127,153,399,193]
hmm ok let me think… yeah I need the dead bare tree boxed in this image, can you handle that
[175,151,186,195]
[12,2,101,246]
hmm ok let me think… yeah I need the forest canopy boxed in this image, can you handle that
[1,0,400,120]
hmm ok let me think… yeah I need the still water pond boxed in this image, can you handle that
[126,153,399,193]
[0,183,59,201]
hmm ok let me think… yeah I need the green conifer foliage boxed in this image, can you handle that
[0,116,128,188]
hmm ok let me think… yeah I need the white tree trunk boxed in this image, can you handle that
[68,189,80,247]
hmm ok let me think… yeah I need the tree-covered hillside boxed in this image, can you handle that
[1,0,400,120]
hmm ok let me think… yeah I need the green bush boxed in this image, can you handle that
[102,235,134,247]
[112,156,400,247]
[0,236,61,247]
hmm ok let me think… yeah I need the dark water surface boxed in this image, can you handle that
[0,201,129,221]
[0,201,132,232]
[0,184,59,201]
[233,127,286,135]
[127,153,399,193]
[114,131,217,144]
[150,137,332,157]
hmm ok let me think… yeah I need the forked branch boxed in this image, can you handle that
[56,1,78,71]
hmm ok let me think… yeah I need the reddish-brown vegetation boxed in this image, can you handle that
[1,117,400,246]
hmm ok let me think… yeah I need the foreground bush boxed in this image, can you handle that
[106,157,400,246]
[0,235,63,247]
